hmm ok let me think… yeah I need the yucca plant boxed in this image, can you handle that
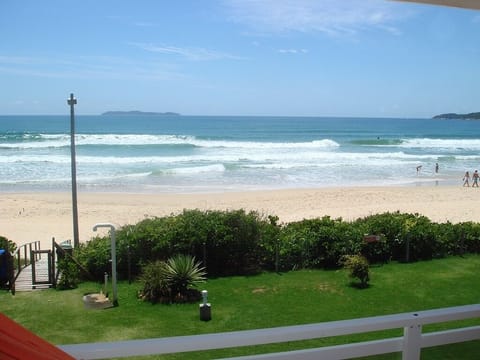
[139,254,206,303]
[163,254,206,297]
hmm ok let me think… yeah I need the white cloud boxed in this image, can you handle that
[277,48,308,54]
[130,43,244,61]
[0,55,47,65]
[134,22,157,27]
[223,0,406,36]
[0,55,186,81]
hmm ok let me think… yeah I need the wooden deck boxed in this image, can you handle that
[15,255,53,291]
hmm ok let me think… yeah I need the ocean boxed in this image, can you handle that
[1,115,480,193]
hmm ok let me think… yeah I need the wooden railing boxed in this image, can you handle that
[53,239,93,282]
[12,240,41,283]
[59,304,480,360]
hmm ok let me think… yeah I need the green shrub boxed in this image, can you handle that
[114,218,172,279]
[114,209,269,278]
[0,236,16,253]
[56,258,79,290]
[354,212,409,263]
[200,209,265,276]
[456,222,480,254]
[257,215,282,271]
[400,215,438,261]
[77,209,480,285]
[139,255,206,304]
[359,234,390,264]
[278,216,363,270]
[139,260,170,303]
[340,254,370,288]
[355,212,451,263]
[75,236,111,281]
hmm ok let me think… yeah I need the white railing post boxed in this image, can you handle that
[402,324,422,360]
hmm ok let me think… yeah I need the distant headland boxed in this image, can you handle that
[433,112,480,120]
[101,111,180,116]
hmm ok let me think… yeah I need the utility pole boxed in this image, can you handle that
[68,93,80,248]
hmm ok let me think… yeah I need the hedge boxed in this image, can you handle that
[74,210,480,281]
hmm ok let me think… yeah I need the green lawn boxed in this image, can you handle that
[1,255,480,359]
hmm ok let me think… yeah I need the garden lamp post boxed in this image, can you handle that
[93,223,118,306]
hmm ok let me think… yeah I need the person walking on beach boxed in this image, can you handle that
[435,163,439,173]
[463,171,470,187]
[473,170,479,187]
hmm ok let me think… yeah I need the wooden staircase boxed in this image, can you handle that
[14,255,53,291]
[9,239,66,293]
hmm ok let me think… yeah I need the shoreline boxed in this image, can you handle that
[2,185,479,250]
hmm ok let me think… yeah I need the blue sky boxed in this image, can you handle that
[1,0,479,117]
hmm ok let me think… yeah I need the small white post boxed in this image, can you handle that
[202,290,208,305]
[199,290,211,321]
[403,323,422,360]
[104,272,108,295]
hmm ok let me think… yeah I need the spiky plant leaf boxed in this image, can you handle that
[163,254,206,295]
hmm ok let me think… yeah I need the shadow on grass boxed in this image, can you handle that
[348,282,371,290]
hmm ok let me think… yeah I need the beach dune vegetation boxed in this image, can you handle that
[74,210,480,284]
[74,209,271,281]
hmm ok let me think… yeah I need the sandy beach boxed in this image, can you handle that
[2,185,480,250]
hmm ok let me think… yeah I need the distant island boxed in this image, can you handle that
[101,111,180,116]
[433,112,480,120]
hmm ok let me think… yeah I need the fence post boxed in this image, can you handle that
[402,323,422,360]
[51,237,56,288]
[31,250,36,287]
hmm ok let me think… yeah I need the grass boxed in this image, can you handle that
[1,255,480,359]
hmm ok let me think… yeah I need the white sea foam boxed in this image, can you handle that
[0,134,340,150]
[0,134,198,149]
[165,164,226,175]
[5,134,478,154]
[399,138,480,150]
[2,116,479,192]
[0,149,467,166]
[188,138,339,149]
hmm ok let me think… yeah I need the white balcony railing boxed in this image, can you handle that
[59,304,480,360]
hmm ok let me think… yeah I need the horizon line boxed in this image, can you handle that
[0,113,439,119]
